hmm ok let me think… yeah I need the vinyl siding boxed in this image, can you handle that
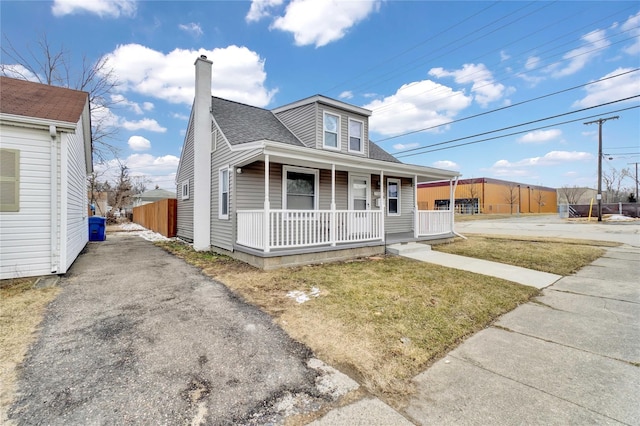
[63,116,89,272]
[315,105,369,158]
[210,127,234,250]
[274,103,316,148]
[176,112,195,241]
[372,176,414,234]
[0,126,52,279]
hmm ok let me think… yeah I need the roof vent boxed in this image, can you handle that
[200,55,207,60]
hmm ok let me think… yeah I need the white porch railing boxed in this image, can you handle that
[416,210,453,236]
[237,209,383,251]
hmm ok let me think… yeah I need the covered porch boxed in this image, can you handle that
[232,144,459,255]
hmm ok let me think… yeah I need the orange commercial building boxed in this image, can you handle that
[418,177,558,214]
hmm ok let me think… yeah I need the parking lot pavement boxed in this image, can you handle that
[9,234,326,425]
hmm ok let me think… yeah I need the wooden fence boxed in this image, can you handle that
[132,199,177,237]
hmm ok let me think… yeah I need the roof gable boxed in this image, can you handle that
[0,76,89,124]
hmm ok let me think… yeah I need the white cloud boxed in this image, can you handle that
[572,67,640,108]
[429,63,508,107]
[111,94,154,115]
[525,56,540,71]
[128,135,151,151]
[270,0,381,47]
[364,79,472,136]
[500,50,510,61]
[94,154,179,190]
[432,160,460,170]
[0,64,39,82]
[52,0,136,18]
[548,29,610,78]
[621,11,640,55]
[179,22,203,37]
[121,118,167,133]
[517,129,562,144]
[246,0,284,22]
[171,112,190,120]
[103,44,277,107]
[339,90,353,100]
[492,151,594,169]
[392,142,419,151]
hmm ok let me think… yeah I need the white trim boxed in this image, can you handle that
[272,95,372,117]
[282,165,319,211]
[219,167,230,220]
[181,179,190,200]
[322,111,341,151]
[211,129,217,152]
[0,112,77,132]
[347,118,364,154]
[387,178,401,216]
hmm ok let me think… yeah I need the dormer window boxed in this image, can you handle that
[348,119,363,153]
[323,112,340,150]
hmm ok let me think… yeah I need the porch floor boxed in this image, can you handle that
[385,232,454,245]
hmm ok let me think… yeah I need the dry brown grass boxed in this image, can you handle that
[156,241,539,406]
[433,234,613,275]
[0,278,60,423]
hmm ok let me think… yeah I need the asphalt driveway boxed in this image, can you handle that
[9,234,324,425]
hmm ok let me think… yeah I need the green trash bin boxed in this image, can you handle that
[89,216,106,241]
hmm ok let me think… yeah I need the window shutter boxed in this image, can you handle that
[0,149,20,212]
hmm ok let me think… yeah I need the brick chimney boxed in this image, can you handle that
[193,55,213,251]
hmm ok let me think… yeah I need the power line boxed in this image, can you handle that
[374,68,639,143]
[394,103,639,158]
[391,94,639,156]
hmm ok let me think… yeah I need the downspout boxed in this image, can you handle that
[49,125,59,273]
[451,176,466,239]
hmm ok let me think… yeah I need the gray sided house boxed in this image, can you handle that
[176,56,460,269]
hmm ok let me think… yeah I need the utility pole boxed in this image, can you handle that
[584,116,619,222]
[629,162,639,202]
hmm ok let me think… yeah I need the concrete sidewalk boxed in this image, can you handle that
[404,244,640,425]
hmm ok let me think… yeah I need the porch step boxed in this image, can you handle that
[386,242,431,255]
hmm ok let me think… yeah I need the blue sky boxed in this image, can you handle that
[2,0,639,191]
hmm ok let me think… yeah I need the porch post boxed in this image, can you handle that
[331,163,336,246]
[451,176,459,233]
[264,155,270,253]
[380,171,385,241]
[414,174,419,238]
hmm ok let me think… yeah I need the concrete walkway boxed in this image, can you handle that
[387,242,561,289]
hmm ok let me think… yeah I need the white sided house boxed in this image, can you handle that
[176,56,460,269]
[0,76,92,280]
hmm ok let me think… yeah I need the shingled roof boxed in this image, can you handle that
[212,97,304,147]
[211,96,401,164]
[0,76,88,124]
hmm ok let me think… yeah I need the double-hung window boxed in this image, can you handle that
[323,112,340,150]
[181,180,190,200]
[348,119,363,153]
[283,166,318,211]
[387,178,400,216]
[219,167,229,219]
[0,149,20,212]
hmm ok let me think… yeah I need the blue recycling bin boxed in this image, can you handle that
[88,216,106,241]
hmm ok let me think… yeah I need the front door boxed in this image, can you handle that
[349,174,370,235]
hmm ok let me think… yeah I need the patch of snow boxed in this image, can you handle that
[118,222,146,231]
[607,214,635,222]
[286,287,321,304]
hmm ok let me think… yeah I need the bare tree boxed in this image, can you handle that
[533,190,546,213]
[131,175,152,195]
[558,185,588,204]
[602,167,631,203]
[1,33,120,162]
[502,183,520,214]
[111,163,133,210]
[466,178,480,214]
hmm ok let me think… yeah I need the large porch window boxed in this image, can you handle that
[283,165,319,210]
